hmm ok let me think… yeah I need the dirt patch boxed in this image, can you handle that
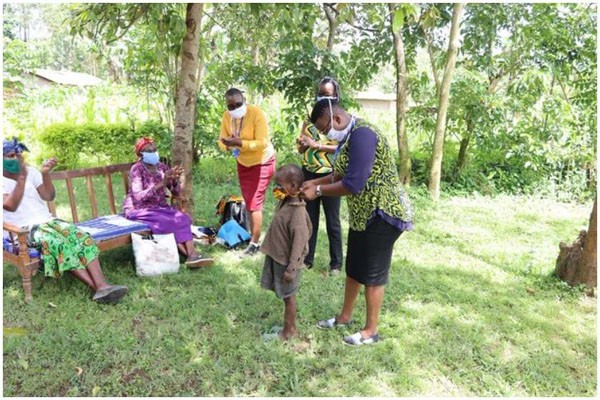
[121,368,150,384]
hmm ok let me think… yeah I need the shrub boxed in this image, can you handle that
[36,121,172,169]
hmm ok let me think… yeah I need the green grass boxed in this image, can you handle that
[3,170,596,396]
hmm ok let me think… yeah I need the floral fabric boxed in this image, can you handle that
[123,162,180,214]
[333,119,414,231]
[32,219,99,278]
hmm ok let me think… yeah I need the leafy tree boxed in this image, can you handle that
[428,3,465,201]
[172,4,203,214]
[70,3,187,125]
[389,3,416,185]
[4,2,596,203]
[70,3,205,213]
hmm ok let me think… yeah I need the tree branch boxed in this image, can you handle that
[347,22,379,33]
[104,7,146,44]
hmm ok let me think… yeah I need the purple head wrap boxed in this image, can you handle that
[3,137,29,155]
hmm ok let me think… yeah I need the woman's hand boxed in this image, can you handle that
[297,135,318,149]
[16,156,28,180]
[221,136,242,148]
[40,157,58,174]
[170,165,184,179]
[300,180,318,201]
[159,166,183,189]
[296,136,308,153]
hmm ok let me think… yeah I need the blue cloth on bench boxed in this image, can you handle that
[75,215,149,241]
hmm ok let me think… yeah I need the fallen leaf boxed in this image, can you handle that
[17,359,28,370]
[48,302,57,308]
[525,287,535,295]
[4,327,28,336]
[76,367,83,376]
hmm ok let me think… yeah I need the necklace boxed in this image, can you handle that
[231,117,244,138]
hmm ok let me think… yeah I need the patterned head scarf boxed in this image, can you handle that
[134,137,155,157]
[3,137,29,156]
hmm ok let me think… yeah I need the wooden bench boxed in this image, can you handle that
[3,162,150,302]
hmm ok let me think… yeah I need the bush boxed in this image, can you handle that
[36,121,172,169]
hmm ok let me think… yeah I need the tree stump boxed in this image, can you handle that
[555,199,597,293]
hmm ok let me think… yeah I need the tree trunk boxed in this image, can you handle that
[389,3,411,186]
[556,198,597,291]
[428,3,464,201]
[424,28,441,97]
[456,117,473,176]
[456,135,470,176]
[171,3,203,216]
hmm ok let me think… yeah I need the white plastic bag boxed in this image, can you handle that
[131,232,180,277]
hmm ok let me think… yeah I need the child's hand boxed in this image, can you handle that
[283,268,296,282]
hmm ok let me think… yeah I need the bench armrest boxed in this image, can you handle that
[3,222,30,234]
[3,222,33,262]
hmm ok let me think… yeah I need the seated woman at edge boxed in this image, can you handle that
[123,137,213,268]
[3,137,128,304]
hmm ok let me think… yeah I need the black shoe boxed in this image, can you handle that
[93,285,129,304]
[305,262,313,270]
[186,254,214,268]
[241,243,260,258]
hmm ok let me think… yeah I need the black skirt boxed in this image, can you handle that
[346,216,403,285]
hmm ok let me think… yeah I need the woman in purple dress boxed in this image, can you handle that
[123,137,213,268]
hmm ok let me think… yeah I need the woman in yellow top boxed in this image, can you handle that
[218,88,276,256]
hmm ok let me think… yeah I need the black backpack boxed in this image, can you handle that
[216,195,249,230]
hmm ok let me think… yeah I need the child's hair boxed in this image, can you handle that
[317,76,342,101]
[275,164,304,188]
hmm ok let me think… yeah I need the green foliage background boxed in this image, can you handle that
[3,2,596,201]
[36,121,172,169]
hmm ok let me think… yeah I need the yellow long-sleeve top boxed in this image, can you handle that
[218,104,275,167]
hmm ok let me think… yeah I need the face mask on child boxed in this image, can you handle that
[273,185,287,201]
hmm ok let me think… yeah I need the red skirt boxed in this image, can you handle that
[237,156,276,211]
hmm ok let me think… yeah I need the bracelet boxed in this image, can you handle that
[318,143,322,151]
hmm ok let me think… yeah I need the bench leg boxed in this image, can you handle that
[17,264,37,303]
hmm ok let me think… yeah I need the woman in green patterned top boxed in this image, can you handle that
[296,77,343,275]
[301,99,414,346]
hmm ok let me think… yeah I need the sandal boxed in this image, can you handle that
[343,331,380,346]
[316,317,353,330]
[92,285,129,304]
[185,254,214,268]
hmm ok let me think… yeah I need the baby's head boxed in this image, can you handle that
[275,164,304,197]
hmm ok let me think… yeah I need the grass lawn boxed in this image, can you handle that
[3,164,596,396]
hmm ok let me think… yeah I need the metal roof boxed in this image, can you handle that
[33,68,103,86]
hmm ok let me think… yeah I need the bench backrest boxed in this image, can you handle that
[48,163,133,223]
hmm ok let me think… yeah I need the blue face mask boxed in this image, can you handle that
[141,151,159,165]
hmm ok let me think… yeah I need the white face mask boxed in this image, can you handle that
[326,98,353,142]
[316,95,337,103]
[228,103,247,119]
